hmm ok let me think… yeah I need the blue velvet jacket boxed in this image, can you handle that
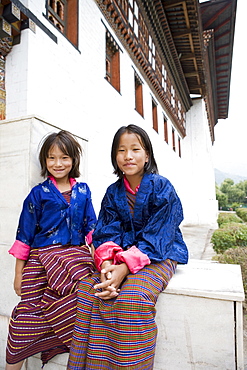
[93,173,188,264]
[16,178,97,249]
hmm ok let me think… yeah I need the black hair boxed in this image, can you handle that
[111,124,158,178]
[39,130,82,178]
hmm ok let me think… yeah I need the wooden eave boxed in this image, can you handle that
[200,0,237,121]
[159,0,206,97]
[203,29,217,142]
[138,0,194,111]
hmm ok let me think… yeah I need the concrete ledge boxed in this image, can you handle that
[1,260,245,370]
[155,260,245,369]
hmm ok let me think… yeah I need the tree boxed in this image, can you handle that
[216,185,228,208]
[219,178,246,205]
[220,178,234,194]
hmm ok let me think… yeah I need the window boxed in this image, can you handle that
[47,0,78,47]
[171,85,175,107]
[164,116,168,143]
[134,73,143,116]
[117,0,128,17]
[149,36,155,70]
[139,13,149,58]
[178,137,181,158]
[128,0,138,37]
[172,128,176,152]
[178,100,181,120]
[152,99,158,133]
[105,31,120,93]
[162,65,167,92]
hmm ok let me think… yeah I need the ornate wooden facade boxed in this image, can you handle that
[0,0,237,141]
[95,0,237,142]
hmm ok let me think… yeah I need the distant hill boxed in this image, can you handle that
[215,168,247,185]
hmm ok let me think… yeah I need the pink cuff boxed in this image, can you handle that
[85,230,94,245]
[114,246,151,274]
[8,240,31,260]
[94,242,123,271]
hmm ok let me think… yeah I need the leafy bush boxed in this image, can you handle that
[211,224,247,253]
[231,202,241,211]
[235,224,247,247]
[236,208,247,222]
[217,212,243,228]
[211,229,236,254]
[213,247,247,308]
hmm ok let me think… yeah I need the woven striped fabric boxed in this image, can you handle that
[6,244,95,366]
[68,259,176,370]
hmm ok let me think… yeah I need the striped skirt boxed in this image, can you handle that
[68,259,176,370]
[6,244,95,366]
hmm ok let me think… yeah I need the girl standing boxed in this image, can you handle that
[68,124,188,369]
[6,130,96,369]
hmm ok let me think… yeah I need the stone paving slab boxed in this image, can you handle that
[181,224,217,261]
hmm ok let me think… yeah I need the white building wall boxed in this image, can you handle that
[181,98,218,225]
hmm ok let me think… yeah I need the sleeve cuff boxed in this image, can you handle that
[94,241,123,271]
[85,230,94,245]
[8,240,31,260]
[114,246,151,274]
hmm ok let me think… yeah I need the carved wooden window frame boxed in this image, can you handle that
[46,0,78,48]
[105,30,121,93]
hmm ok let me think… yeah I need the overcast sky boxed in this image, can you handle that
[211,0,247,177]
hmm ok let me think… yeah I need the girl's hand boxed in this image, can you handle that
[100,260,113,282]
[94,263,130,300]
[14,272,22,296]
[14,258,25,296]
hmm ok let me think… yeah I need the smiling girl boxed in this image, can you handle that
[68,124,188,369]
[6,130,96,370]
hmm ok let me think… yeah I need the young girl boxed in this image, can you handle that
[6,130,97,369]
[68,124,188,369]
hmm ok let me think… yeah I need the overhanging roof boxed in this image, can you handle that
[158,0,237,121]
[161,0,205,97]
[200,0,237,120]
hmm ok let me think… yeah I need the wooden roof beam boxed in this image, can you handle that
[203,2,231,29]
[173,29,191,38]
[180,52,195,61]
[162,0,184,9]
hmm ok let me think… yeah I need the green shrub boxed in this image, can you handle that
[213,247,247,308]
[211,229,236,254]
[235,224,247,247]
[217,212,243,228]
[236,208,247,222]
[231,202,240,211]
[211,224,247,253]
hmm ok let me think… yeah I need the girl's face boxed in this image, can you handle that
[46,144,73,184]
[116,132,149,182]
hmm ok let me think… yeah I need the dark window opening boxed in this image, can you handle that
[105,31,120,93]
[172,128,176,152]
[152,99,158,133]
[164,116,168,143]
[135,73,143,116]
[178,137,181,157]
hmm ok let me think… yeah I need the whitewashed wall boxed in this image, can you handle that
[182,98,218,224]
